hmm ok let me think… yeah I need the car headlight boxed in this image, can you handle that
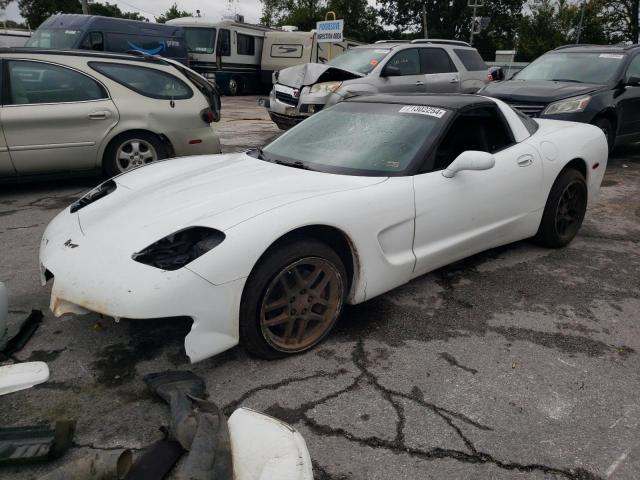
[543,96,591,115]
[132,227,225,271]
[70,180,116,213]
[310,81,342,94]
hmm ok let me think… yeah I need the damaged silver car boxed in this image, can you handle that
[264,39,490,129]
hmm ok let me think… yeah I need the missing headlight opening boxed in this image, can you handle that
[70,180,117,213]
[132,227,225,271]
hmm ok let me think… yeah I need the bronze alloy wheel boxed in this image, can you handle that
[259,257,344,353]
[554,180,586,240]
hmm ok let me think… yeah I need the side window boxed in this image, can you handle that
[419,48,456,74]
[625,55,640,82]
[237,33,255,56]
[432,106,514,171]
[89,62,192,100]
[385,48,420,76]
[7,60,107,105]
[453,49,487,71]
[217,29,231,56]
[80,32,104,51]
[512,106,539,135]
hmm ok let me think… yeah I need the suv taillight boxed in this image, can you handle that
[201,108,215,124]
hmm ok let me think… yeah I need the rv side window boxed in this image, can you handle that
[237,33,255,56]
[217,29,231,56]
[80,32,104,51]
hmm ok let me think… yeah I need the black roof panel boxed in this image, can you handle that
[345,93,495,111]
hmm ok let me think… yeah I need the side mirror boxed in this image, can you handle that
[442,151,495,178]
[626,75,640,86]
[382,65,402,77]
[488,66,504,81]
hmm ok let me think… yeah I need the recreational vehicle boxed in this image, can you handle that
[167,17,361,95]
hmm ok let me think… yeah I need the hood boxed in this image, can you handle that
[480,79,605,103]
[275,63,363,88]
[77,153,384,251]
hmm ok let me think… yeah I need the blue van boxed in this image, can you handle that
[26,15,189,65]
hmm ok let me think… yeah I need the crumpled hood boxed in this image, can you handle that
[77,153,384,252]
[480,79,605,103]
[275,63,364,88]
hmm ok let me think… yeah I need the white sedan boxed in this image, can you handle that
[39,94,608,362]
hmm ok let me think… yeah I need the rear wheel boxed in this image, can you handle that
[240,238,347,359]
[593,117,615,153]
[534,169,588,248]
[103,132,167,178]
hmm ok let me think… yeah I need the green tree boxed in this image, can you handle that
[607,0,640,43]
[156,2,192,24]
[516,0,611,61]
[89,2,146,20]
[260,0,386,43]
[16,0,145,28]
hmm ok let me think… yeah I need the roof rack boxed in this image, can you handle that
[411,39,471,47]
[374,40,410,43]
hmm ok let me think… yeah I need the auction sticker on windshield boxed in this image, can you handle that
[399,105,447,118]
[599,54,624,59]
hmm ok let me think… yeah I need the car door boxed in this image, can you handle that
[0,59,119,174]
[377,48,425,93]
[0,60,16,176]
[412,107,542,275]
[419,47,460,93]
[617,54,640,137]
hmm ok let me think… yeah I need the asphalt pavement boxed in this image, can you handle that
[0,96,639,480]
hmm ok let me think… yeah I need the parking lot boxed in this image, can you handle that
[1,95,639,479]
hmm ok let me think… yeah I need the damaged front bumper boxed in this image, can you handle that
[266,84,338,129]
[39,209,246,363]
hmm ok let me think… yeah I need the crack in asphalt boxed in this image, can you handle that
[438,352,479,374]
[224,339,602,480]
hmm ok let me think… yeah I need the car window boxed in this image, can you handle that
[237,33,255,56]
[386,48,421,76]
[420,48,456,74]
[79,31,104,51]
[217,29,231,56]
[515,52,625,84]
[89,62,192,100]
[328,48,390,74]
[432,106,514,171]
[262,102,450,176]
[625,55,640,81]
[26,28,81,48]
[6,60,107,105]
[453,49,487,71]
[184,27,216,54]
[511,106,539,135]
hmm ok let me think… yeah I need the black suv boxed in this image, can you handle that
[479,44,640,151]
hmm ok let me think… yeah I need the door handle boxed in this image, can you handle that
[517,154,534,167]
[415,81,424,86]
[88,111,110,120]
[449,76,459,83]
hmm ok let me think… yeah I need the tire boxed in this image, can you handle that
[103,132,167,178]
[534,168,588,248]
[240,238,347,359]
[593,117,615,153]
[227,77,240,96]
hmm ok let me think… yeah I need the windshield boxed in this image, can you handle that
[328,48,390,75]
[261,102,449,176]
[26,28,81,48]
[514,52,625,84]
[184,27,216,54]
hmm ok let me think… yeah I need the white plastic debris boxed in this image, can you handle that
[0,361,50,396]
[228,407,314,480]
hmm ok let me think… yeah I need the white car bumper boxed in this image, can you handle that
[39,209,245,363]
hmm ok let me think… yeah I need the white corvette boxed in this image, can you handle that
[40,94,607,362]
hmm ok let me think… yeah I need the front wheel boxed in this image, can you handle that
[240,238,347,359]
[593,117,615,153]
[534,169,588,248]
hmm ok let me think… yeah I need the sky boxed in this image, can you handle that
[2,0,378,25]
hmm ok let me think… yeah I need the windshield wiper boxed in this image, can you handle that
[551,78,583,83]
[275,159,315,171]
[252,147,270,161]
